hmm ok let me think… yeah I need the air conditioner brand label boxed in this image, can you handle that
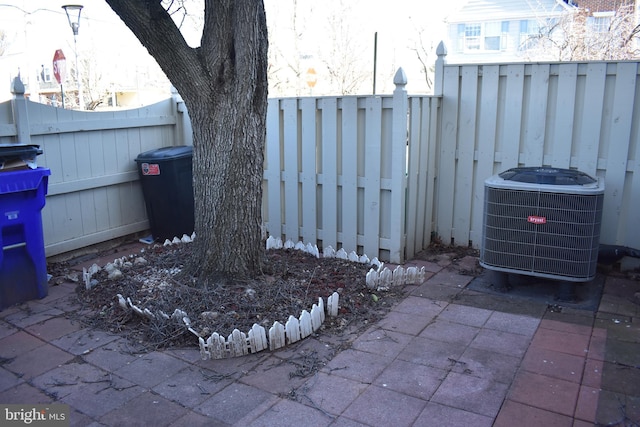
[528,215,546,224]
[141,163,160,176]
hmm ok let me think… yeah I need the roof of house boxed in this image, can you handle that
[446,0,576,23]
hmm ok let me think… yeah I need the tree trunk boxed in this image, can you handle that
[187,72,266,279]
[106,0,268,279]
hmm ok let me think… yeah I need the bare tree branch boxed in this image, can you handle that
[522,4,639,61]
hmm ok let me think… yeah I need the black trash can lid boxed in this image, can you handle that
[0,144,42,162]
[498,167,597,185]
[135,145,193,162]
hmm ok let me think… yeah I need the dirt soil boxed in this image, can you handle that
[50,243,430,352]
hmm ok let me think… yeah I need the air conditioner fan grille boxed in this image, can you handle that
[481,187,603,281]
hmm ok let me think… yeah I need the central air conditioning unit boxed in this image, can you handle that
[480,167,605,282]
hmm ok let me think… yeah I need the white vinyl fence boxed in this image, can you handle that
[433,44,640,252]
[0,83,191,256]
[1,45,639,262]
[263,48,640,261]
[263,69,432,263]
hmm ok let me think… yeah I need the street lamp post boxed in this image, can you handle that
[62,4,84,110]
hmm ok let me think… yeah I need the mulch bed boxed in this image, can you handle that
[64,243,409,351]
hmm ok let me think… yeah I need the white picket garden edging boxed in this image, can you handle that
[82,235,426,360]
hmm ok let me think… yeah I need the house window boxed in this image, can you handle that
[38,66,52,83]
[458,22,508,52]
[519,19,541,50]
[465,23,481,50]
[588,13,613,33]
[484,21,508,50]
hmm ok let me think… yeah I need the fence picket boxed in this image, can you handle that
[228,329,248,357]
[601,62,637,243]
[320,98,339,250]
[299,310,312,338]
[500,64,525,169]
[283,98,300,242]
[472,65,499,247]
[405,97,424,258]
[300,98,318,244]
[453,65,478,246]
[549,63,577,168]
[285,315,300,344]
[341,97,359,252]
[523,64,550,166]
[310,304,322,331]
[576,63,607,177]
[265,98,282,237]
[327,292,339,317]
[423,98,439,248]
[437,65,460,244]
[269,321,286,351]
[317,297,325,323]
[363,97,383,257]
[249,324,268,353]
[207,332,226,359]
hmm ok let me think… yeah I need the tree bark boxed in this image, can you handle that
[106,0,268,279]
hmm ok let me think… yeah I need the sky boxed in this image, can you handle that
[265,0,465,94]
[0,0,165,102]
[0,1,138,53]
[0,0,467,101]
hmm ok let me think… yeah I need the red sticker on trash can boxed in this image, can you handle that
[141,163,160,176]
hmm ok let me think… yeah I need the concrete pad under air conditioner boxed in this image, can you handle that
[467,269,605,312]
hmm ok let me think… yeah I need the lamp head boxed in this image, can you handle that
[62,4,83,36]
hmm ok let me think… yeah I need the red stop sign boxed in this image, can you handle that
[52,49,66,84]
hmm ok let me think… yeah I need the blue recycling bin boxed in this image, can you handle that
[0,167,51,310]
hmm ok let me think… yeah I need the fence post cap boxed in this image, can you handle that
[11,76,25,95]
[436,41,448,57]
[393,68,407,86]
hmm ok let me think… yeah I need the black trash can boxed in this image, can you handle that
[135,146,194,241]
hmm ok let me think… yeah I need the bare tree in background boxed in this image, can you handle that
[0,30,8,57]
[105,0,268,280]
[522,4,640,61]
[59,54,104,110]
[265,0,309,96]
[320,0,370,95]
[408,22,435,91]
[266,0,373,96]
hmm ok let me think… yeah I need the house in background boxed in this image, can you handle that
[578,0,638,35]
[1,56,170,111]
[444,0,637,63]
